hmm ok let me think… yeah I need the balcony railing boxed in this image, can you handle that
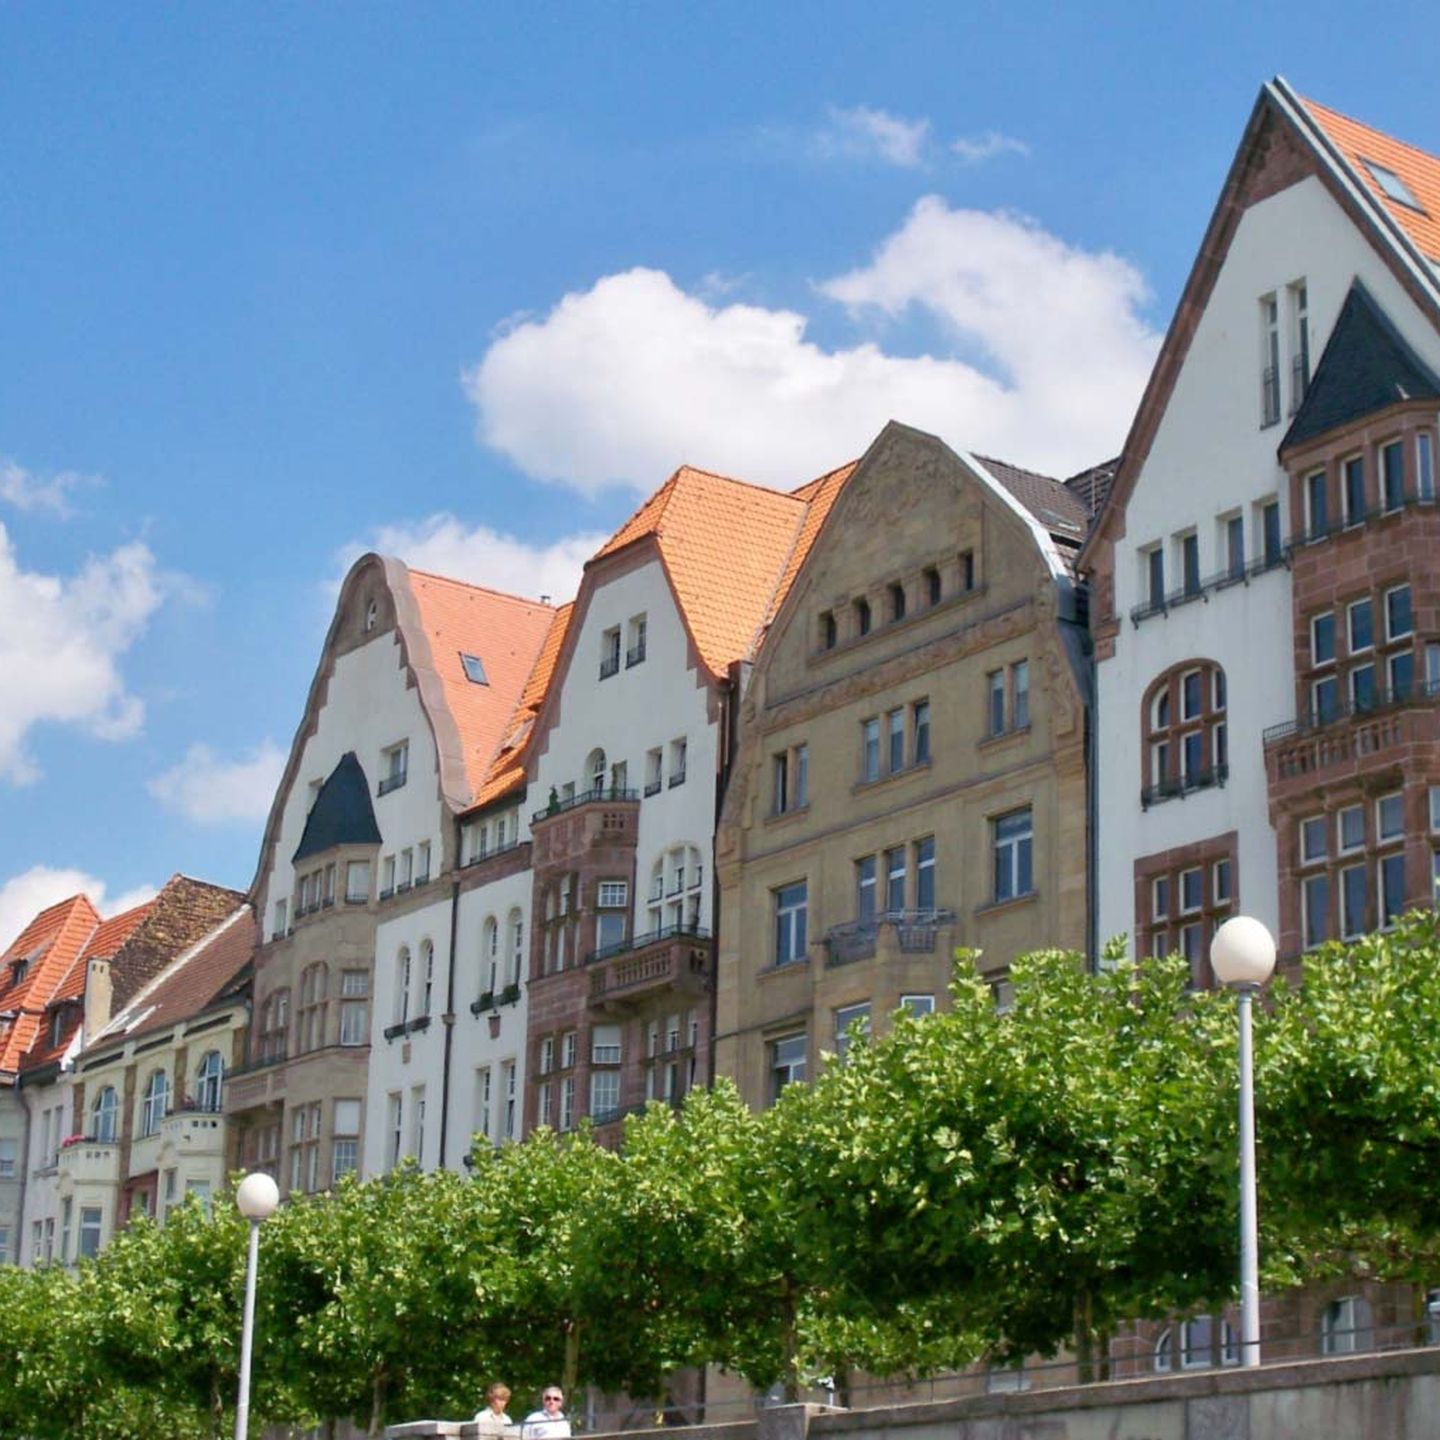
[462,836,524,868]
[1141,763,1229,810]
[643,779,662,797]
[227,1048,289,1080]
[382,1014,433,1042]
[1129,550,1288,625]
[1264,678,1440,747]
[532,786,639,825]
[668,770,686,788]
[825,909,956,966]
[587,921,712,966]
[377,770,407,797]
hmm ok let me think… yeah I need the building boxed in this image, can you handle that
[516,460,850,1143]
[11,874,241,1265]
[58,904,254,1259]
[714,421,1092,1109]
[1082,78,1440,976]
[240,553,554,1193]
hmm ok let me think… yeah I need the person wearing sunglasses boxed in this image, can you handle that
[521,1387,571,1440]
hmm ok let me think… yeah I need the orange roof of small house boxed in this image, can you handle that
[405,570,557,802]
[1303,97,1440,263]
[50,899,156,1003]
[593,464,846,678]
[0,895,101,1072]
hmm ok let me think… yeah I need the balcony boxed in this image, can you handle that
[588,925,712,1010]
[159,1109,225,1157]
[1141,763,1229,810]
[224,1051,288,1113]
[57,1138,120,1188]
[825,909,957,967]
[1265,681,1440,788]
[1130,552,1288,625]
[530,789,639,866]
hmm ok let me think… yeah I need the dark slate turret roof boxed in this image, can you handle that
[293,752,381,863]
[1282,280,1440,452]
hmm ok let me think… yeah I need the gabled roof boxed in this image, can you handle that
[592,464,832,679]
[0,895,100,1072]
[1282,280,1440,451]
[293,751,382,862]
[51,900,156,1004]
[977,455,1091,541]
[106,907,256,1045]
[1303,97,1440,264]
[765,462,857,629]
[405,569,557,803]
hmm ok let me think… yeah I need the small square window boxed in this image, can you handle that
[460,652,489,685]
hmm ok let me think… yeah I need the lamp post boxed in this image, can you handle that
[1209,915,1277,1368]
[234,1171,280,1440]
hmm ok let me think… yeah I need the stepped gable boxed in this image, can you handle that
[293,751,382,862]
[1281,279,1440,453]
[592,464,819,677]
[120,907,256,1043]
[1303,96,1440,264]
[404,569,556,803]
[0,895,100,1072]
[108,875,245,1012]
[470,602,575,811]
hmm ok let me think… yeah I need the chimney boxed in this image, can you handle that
[84,957,113,1041]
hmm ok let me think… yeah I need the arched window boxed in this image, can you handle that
[140,1069,169,1137]
[587,748,606,796]
[1141,660,1228,807]
[395,947,411,1025]
[195,1051,224,1112]
[419,939,435,1016]
[647,844,706,934]
[91,1085,118,1143]
[482,917,499,992]
[507,909,524,987]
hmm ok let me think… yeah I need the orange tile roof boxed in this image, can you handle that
[405,570,558,804]
[1303,97,1440,262]
[0,895,100,1072]
[767,461,857,628]
[596,464,839,678]
[51,901,156,1003]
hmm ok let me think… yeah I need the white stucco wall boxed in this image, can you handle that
[1097,174,1440,949]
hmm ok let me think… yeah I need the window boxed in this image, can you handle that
[793,743,809,808]
[912,701,930,766]
[332,1099,360,1181]
[1341,864,1367,940]
[1343,455,1366,525]
[861,718,880,782]
[1305,470,1329,539]
[387,1093,403,1169]
[1144,544,1165,609]
[888,582,906,622]
[507,910,524,987]
[987,671,1005,737]
[885,847,906,912]
[381,854,395,896]
[960,549,976,590]
[1013,660,1030,729]
[645,747,663,797]
[195,1051,224,1112]
[419,941,434,1016]
[820,609,837,649]
[340,970,369,1046]
[590,1070,621,1121]
[915,836,936,911]
[1302,873,1331,950]
[771,1034,807,1099]
[1153,875,1171,921]
[591,1023,621,1065]
[345,860,370,903]
[774,882,808,967]
[1419,432,1435,502]
[600,626,621,679]
[1381,439,1405,511]
[832,1002,871,1061]
[1261,499,1282,565]
[1224,513,1245,578]
[561,1030,577,1070]
[773,743,808,814]
[140,1070,169,1138]
[992,808,1033,903]
[1261,293,1280,426]
[416,841,431,883]
[887,708,905,773]
[1385,584,1412,645]
[298,963,328,1052]
[90,1087,118,1144]
[1339,804,1365,854]
[626,613,647,667]
[559,1077,575,1131]
[410,1087,426,1166]
[273,898,288,939]
[596,881,627,951]
[668,737,687,787]
[1364,158,1423,209]
[1379,850,1406,929]
[1312,612,1336,667]
[474,1067,492,1143]
[78,1207,102,1261]
[1179,867,1203,914]
[1322,1295,1374,1355]
[1143,661,1227,803]
[1291,280,1311,407]
[380,740,408,795]
[855,856,876,922]
[1177,531,1200,596]
[924,567,941,606]
[394,947,411,1025]
[502,1062,517,1139]
[900,994,935,1018]
[460,651,488,684]
[1140,838,1236,972]
[853,596,871,637]
[1155,1317,1237,1372]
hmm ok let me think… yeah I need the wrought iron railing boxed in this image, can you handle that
[1141,763,1229,809]
[531,786,638,825]
[1263,678,1440,746]
[587,922,712,966]
[825,910,956,966]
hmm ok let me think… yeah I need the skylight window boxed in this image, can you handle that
[1363,158,1425,213]
[460,653,489,685]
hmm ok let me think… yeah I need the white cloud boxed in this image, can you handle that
[0,523,165,784]
[0,457,96,517]
[464,197,1159,493]
[0,866,158,956]
[950,131,1031,164]
[338,515,607,606]
[147,741,287,825]
[817,105,932,168]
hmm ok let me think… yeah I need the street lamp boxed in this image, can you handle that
[234,1171,280,1439]
[1210,915,1276,1368]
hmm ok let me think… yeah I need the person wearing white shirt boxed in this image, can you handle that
[474,1381,517,1435]
[521,1386,571,1439]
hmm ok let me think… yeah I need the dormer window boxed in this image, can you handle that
[460,653,489,685]
[48,1008,66,1049]
[11,960,27,987]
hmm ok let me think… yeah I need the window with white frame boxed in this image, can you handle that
[506,909,524,986]
[78,1206,102,1261]
[333,1098,360,1181]
[992,808,1033,903]
[419,940,434,1017]
[339,970,369,1046]
[591,1023,621,1064]
[140,1070,169,1137]
[770,1034,807,1100]
[474,1067,492,1144]
[410,1087,426,1166]
[561,1031,577,1070]
[774,881,808,966]
[647,844,704,933]
[502,1061,516,1139]
[1321,1295,1374,1355]
[899,993,935,1018]
[590,1070,621,1121]
[559,1076,575,1131]
[1380,438,1405,511]
[626,613,647,667]
[394,947,411,1024]
[600,626,621,679]
[668,736,687,786]
[861,717,880,781]
[595,880,628,952]
[195,1051,224,1112]
[90,1088,118,1144]
[387,1093,403,1170]
[380,740,409,794]
[1260,292,1281,426]
[832,1002,871,1061]
[345,860,370,903]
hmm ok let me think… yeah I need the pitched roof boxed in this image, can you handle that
[977,455,1091,541]
[1302,97,1440,264]
[766,462,857,627]
[293,751,382,862]
[51,900,156,1003]
[0,895,100,1072]
[107,875,246,1012]
[1063,459,1120,519]
[1282,280,1440,451]
[404,570,557,803]
[114,907,256,1044]
[593,464,831,678]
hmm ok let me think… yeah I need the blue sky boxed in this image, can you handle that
[1,2,1435,945]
